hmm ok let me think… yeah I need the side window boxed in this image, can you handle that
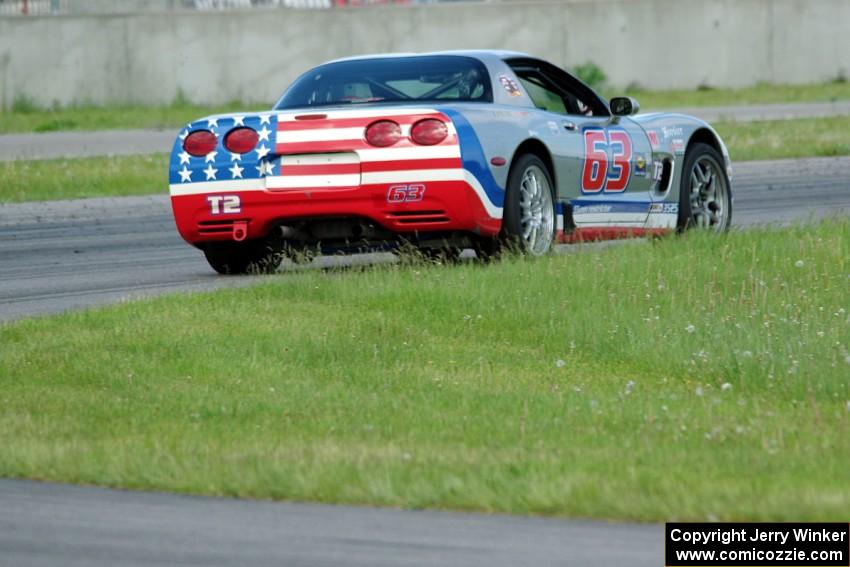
[516,74,568,115]
[508,59,609,117]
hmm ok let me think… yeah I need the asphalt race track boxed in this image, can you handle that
[0,479,658,567]
[1,155,849,566]
[2,156,849,323]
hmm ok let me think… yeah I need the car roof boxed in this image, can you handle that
[324,50,532,65]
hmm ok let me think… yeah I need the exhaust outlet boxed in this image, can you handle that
[278,225,297,238]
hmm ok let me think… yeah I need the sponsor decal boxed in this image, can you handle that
[547,121,560,135]
[581,128,633,194]
[387,184,426,204]
[634,154,648,176]
[652,160,665,182]
[649,202,678,214]
[671,138,686,154]
[662,126,684,139]
[574,204,613,214]
[207,195,241,214]
[648,130,661,149]
[499,75,523,97]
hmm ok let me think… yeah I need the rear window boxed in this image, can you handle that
[275,56,492,110]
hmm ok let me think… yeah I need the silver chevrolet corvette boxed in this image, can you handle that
[170,50,732,272]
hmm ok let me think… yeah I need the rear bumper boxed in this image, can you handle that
[171,178,502,245]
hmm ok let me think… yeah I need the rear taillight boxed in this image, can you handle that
[224,127,259,154]
[411,119,448,146]
[183,130,217,157]
[365,120,402,147]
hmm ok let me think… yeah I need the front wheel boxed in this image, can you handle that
[678,143,732,232]
[501,154,556,255]
[203,240,281,275]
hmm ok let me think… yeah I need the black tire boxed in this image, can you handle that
[677,143,732,232]
[472,236,502,262]
[501,153,556,255]
[203,240,281,275]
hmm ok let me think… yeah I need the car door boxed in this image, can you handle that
[509,60,654,229]
[572,114,655,228]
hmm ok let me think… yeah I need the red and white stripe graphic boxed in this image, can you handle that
[267,108,463,191]
[267,153,362,189]
[274,108,458,153]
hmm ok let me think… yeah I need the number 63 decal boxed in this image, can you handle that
[581,128,632,194]
[387,184,425,203]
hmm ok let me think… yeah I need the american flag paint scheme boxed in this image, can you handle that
[169,51,733,274]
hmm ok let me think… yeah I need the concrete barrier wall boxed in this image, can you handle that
[1,0,848,109]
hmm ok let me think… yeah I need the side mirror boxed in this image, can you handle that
[610,96,640,116]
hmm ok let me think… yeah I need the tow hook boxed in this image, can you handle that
[232,221,248,242]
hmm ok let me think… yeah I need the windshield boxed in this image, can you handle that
[274,56,492,110]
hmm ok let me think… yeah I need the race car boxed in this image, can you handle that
[169,50,732,274]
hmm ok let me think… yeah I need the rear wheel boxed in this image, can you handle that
[678,143,732,232]
[501,154,556,255]
[472,236,501,262]
[203,240,281,275]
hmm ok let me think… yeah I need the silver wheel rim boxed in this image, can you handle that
[519,164,555,255]
[689,155,730,231]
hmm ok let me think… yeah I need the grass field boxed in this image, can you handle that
[1,82,848,134]
[623,81,850,110]
[1,222,848,521]
[0,154,167,203]
[0,101,259,135]
[2,115,848,204]
[714,115,850,162]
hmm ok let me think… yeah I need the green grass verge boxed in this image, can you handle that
[714,116,850,162]
[3,115,848,204]
[623,81,850,110]
[1,222,849,521]
[0,154,167,203]
[0,102,260,135]
[1,82,848,135]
